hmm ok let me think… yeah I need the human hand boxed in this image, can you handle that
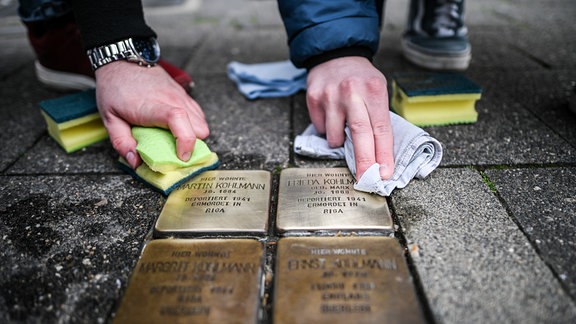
[306,56,394,179]
[95,61,209,169]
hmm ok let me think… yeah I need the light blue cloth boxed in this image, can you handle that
[295,112,443,196]
[227,60,307,99]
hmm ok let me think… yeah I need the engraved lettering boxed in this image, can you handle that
[215,182,265,190]
[177,182,213,190]
[310,282,345,290]
[287,179,320,186]
[149,285,202,295]
[177,294,202,303]
[159,306,210,316]
[320,304,371,314]
[310,248,368,256]
[321,292,370,301]
[332,258,398,270]
[191,261,258,273]
[287,258,326,271]
[171,251,192,257]
[204,208,225,213]
[194,250,230,258]
[138,261,189,273]
[323,178,355,185]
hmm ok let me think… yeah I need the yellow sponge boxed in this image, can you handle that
[38,89,108,152]
[391,72,482,126]
[118,127,220,195]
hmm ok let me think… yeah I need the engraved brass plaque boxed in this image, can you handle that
[277,168,392,233]
[114,239,264,324]
[273,237,425,324]
[155,170,270,237]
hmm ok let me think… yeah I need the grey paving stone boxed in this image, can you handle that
[391,168,576,323]
[6,137,119,175]
[0,174,163,323]
[194,74,291,171]
[424,70,576,166]
[0,66,63,172]
[503,70,576,148]
[485,167,576,300]
[493,1,576,69]
[189,27,290,76]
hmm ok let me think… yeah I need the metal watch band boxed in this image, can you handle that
[87,39,155,70]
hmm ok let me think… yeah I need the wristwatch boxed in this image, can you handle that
[87,37,161,70]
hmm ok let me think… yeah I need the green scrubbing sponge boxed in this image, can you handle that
[391,72,482,126]
[38,89,108,152]
[118,127,220,195]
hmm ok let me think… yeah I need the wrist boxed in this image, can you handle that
[87,37,160,71]
[303,46,374,70]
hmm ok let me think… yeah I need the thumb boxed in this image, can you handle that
[105,115,142,169]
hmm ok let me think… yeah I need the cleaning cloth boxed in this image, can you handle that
[227,60,307,99]
[294,112,443,196]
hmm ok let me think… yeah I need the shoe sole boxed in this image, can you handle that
[401,39,471,71]
[35,61,96,91]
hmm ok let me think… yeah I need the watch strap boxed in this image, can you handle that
[87,38,155,70]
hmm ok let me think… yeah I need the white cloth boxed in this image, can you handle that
[295,112,443,196]
[227,60,307,99]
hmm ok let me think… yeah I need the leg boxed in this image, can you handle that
[18,0,194,91]
[402,0,471,70]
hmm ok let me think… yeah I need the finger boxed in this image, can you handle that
[345,94,376,179]
[138,101,209,161]
[165,107,198,162]
[324,102,346,148]
[364,80,394,179]
[306,87,327,134]
[183,99,210,139]
[105,114,142,169]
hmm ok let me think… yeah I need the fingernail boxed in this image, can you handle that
[126,151,137,168]
[380,164,391,180]
[181,151,191,162]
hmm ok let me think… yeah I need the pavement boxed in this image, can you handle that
[1,0,576,323]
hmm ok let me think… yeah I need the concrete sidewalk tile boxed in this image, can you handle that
[486,167,576,300]
[194,74,291,170]
[391,168,576,323]
[189,27,289,75]
[505,70,576,148]
[426,70,576,166]
[6,137,118,175]
[0,67,59,172]
[0,175,162,323]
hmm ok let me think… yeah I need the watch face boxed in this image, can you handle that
[133,37,160,63]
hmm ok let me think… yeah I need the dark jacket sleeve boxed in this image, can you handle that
[278,0,383,69]
[70,0,156,50]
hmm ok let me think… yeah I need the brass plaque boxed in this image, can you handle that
[114,239,264,324]
[155,170,270,237]
[273,237,425,324]
[277,168,392,233]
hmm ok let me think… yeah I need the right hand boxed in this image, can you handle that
[306,56,394,180]
[94,60,210,169]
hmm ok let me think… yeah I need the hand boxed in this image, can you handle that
[306,56,394,179]
[95,61,209,169]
